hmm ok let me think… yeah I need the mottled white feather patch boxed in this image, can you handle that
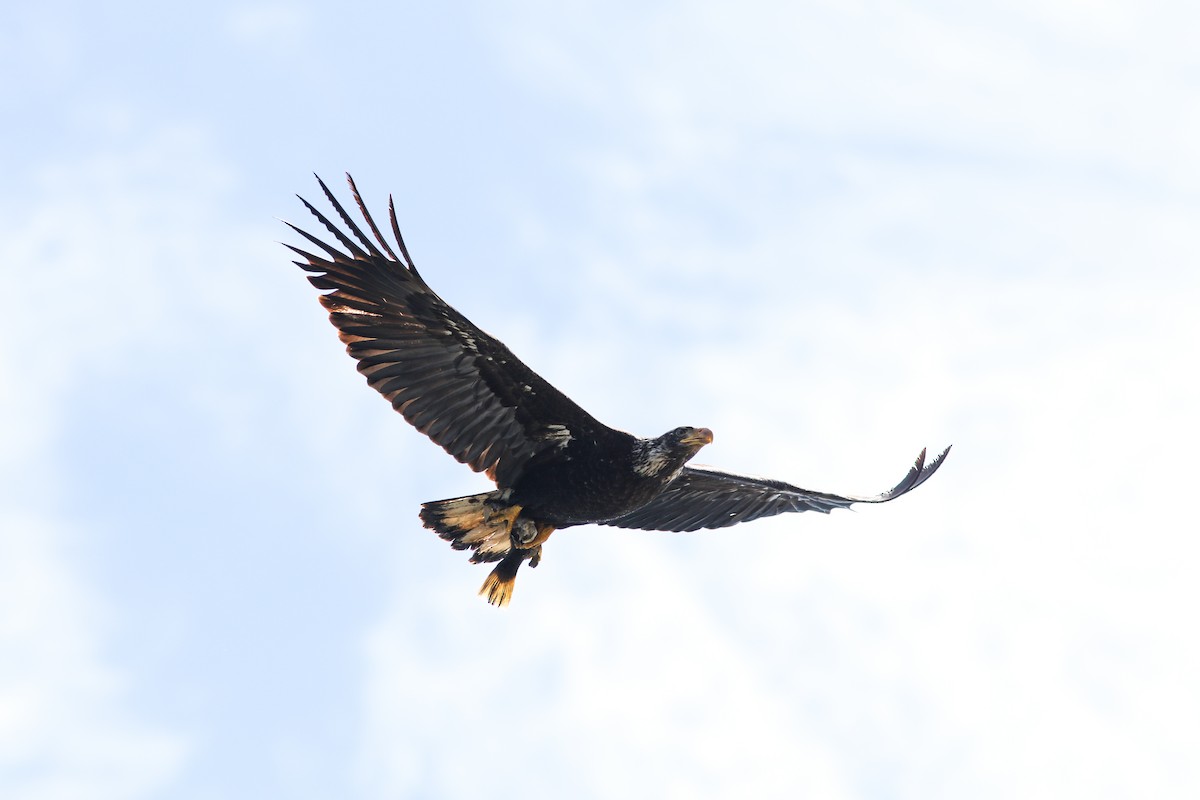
[633,439,675,478]
[445,317,479,353]
[541,424,572,446]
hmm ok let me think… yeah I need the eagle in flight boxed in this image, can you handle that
[285,175,950,606]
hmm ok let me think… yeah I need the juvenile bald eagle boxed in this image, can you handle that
[285,174,950,606]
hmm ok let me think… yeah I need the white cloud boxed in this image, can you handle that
[352,2,1200,798]
[494,0,1200,191]
[0,515,186,800]
[356,544,855,799]
[226,4,313,51]
[0,126,241,800]
[8,1,1197,796]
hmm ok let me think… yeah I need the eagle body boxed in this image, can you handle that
[286,174,950,606]
[509,426,712,527]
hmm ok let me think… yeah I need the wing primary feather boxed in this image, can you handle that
[881,447,926,500]
[387,194,419,274]
[866,446,949,502]
[296,191,368,261]
[312,174,377,259]
[283,245,336,274]
[345,173,400,262]
[282,219,348,262]
[908,445,952,492]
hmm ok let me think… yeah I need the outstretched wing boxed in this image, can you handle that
[603,446,951,532]
[284,174,614,488]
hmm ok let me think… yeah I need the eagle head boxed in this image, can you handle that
[633,426,713,478]
[669,425,714,451]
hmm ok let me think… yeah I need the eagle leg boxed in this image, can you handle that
[479,523,554,605]
[422,498,555,605]
[514,522,554,570]
[512,521,556,549]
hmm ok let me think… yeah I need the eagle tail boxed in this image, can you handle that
[419,493,545,607]
[419,492,520,559]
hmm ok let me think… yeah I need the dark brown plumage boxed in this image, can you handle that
[285,174,950,606]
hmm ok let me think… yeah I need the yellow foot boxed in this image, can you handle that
[478,552,522,607]
[479,569,515,607]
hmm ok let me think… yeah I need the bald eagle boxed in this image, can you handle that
[285,175,950,606]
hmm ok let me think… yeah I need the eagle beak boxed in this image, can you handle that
[683,428,714,447]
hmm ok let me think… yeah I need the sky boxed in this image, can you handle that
[2,1,1199,798]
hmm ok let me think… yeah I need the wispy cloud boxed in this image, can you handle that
[0,514,187,800]
[0,128,234,799]
[351,2,1200,797]
[5,1,1198,797]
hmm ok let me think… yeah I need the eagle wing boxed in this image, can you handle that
[285,174,613,488]
[602,446,951,532]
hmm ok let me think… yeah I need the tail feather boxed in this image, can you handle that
[419,492,521,563]
[419,492,542,607]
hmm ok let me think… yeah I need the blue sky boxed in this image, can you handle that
[3,1,1199,798]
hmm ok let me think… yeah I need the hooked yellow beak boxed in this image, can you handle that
[681,427,714,447]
